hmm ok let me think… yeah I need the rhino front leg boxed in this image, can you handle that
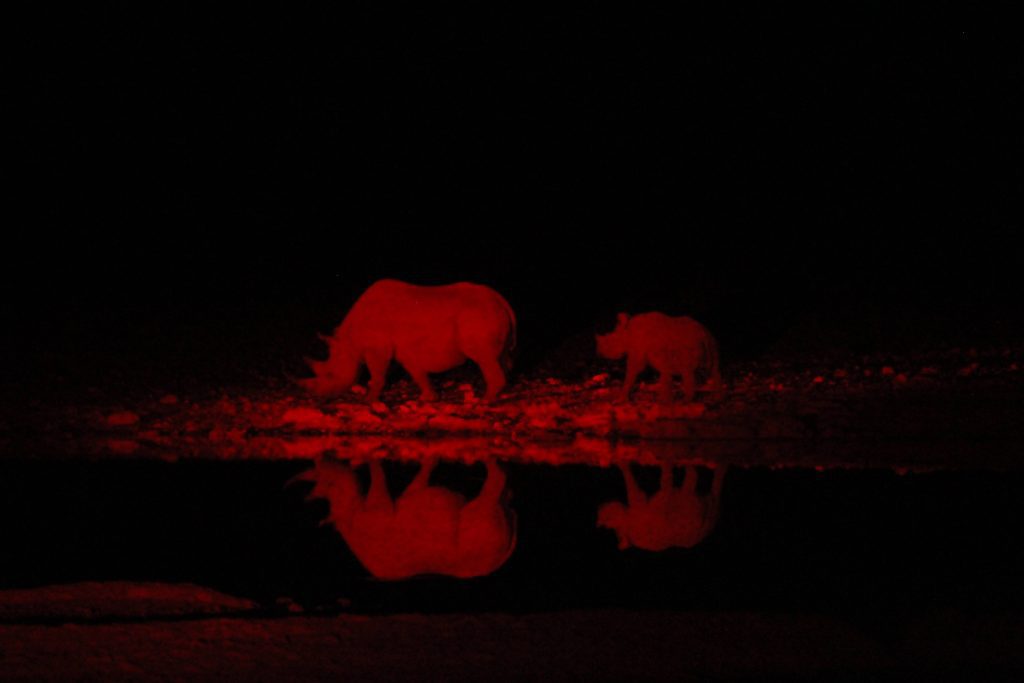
[619,462,646,508]
[365,460,393,513]
[618,354,644,403]
[364,349,391,403]
[475,458,507,506]
[405,365,439,402]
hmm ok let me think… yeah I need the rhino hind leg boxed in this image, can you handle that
[680,368,697,404]
[472,355,507,402]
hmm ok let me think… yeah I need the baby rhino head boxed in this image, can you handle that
[596,500,631,549]
[595,312,630,360]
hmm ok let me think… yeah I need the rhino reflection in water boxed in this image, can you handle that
[598,463,726,551]
[296,458,517,579]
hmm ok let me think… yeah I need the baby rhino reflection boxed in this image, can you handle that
[296,458,517,579]
[598,463,726,551]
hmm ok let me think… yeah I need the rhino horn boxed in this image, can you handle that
[285,467,317,489]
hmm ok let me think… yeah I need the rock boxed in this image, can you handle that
[105,411,140,427]
[957,362,980,377]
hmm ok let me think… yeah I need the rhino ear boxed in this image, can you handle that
[616,312,630,327]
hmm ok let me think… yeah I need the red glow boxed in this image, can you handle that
[298,280,516,403]
[296,457,517,579]
[596,312,721,403]
[597,463,726,551]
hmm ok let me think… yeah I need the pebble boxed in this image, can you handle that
[105,411,140,427]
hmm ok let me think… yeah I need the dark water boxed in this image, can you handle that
[1,452,1022,622]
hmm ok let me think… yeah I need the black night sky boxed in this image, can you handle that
[7,10,1022,388]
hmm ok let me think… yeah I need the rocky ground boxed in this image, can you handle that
[3,343,1022,470]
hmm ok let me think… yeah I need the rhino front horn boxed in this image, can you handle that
[285,468,317,489]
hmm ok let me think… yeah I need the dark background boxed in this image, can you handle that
[6,9,1022,389]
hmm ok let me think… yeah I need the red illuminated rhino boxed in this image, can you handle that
[596,312,721,403]
[299,279,516,403]
[597,463,726,551]
[295,457,517,580]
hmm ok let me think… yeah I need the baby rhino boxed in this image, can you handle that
[596,312,721,403]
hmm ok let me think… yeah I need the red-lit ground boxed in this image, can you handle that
[4,343,1022,469]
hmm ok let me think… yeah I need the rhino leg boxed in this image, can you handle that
[680,368,696,404]
[618,354,644,403]
[364,349,391,403]
[657,372,674,403]
[660,463,674,492]
[406,365,439,402]
[475,356,507,403]
[473,459,507,507]
[365,460,393,513]
[683,465,698,496]
[406,458,438,493]
[619,462,646,507]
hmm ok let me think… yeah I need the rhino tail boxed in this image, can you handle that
[700,330,722,393]
[498,293,517,371]
[499,509,519,568]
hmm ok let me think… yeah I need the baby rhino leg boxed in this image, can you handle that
[657,370,674,403]
[680,367,697,403]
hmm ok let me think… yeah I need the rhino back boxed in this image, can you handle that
[627,313,703,350]
[341,280,514,350]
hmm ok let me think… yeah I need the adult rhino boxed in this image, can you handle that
[299,279,516,403]
[293,457,517,580]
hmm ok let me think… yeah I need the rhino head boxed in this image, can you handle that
[297,334,361,397]
[595,312,630,360]
[596,500,631,549]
